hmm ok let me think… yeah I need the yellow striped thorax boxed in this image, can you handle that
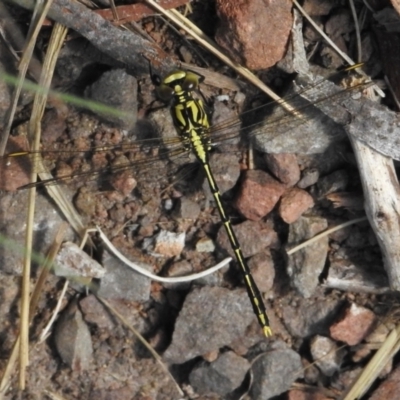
[155,70,211,161]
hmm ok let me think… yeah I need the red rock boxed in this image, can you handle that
[215,0,293,69]
[288,388,331,400]
[279,187,314,224]
[247,251,275,292]
[265,153,300,186]
[217,219,279,259]
[110,169,137,196]
[302,0,334,16]
[0,136,31,191]
[330,303,376,346]
[234,170,285,221]
[370,365,400,400]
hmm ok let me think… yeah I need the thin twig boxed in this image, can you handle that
[95,226,232,283]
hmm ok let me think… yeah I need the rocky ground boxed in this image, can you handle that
[1,0,400,399]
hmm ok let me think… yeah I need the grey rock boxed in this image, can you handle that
[316,169,349,198]
[326,257,389,294]
[0,191,74,275]
[310,335,347,377]
[55,241,105,280]
[54,299,93,371]
[202,152,241,199]
[250,343,303,399]
[287,216,328,298]
[282,297,344,338]
[164,286,257,364]
[217,219,278,259]
[189,351,250,396]
[85,68,137,130]
[172,197,201,220]
[96,250,151,302]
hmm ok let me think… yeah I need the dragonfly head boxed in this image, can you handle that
[153,70,201,102]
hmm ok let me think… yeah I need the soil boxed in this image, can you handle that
[1,1,400,399]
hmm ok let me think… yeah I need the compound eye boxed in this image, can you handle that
[182,72,199,91]
[156,84,174,102]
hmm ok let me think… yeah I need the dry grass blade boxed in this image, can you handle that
[286,217,368,255]
[18,1,59,389]
[0,0,53,155]
[96,296,184,398]
[42,389,69,400]
[0,223,68,397]
[342,323,400,400]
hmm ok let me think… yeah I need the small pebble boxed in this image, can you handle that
[310,335,346,376]
[150,230,185,258]
[195,237,215,253]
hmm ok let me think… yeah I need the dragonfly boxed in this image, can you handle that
[3,64,373,337]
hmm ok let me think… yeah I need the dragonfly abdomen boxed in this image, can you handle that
[155,69,272,337]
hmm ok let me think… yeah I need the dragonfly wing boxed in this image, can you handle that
[252,77,350,155]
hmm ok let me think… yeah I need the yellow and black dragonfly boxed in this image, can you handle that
[3,64,373,337]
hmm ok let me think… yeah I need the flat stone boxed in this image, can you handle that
[172,196,201,220]
[195,236,215,253]
[297,168,320,189]
[79,295,115,330]
[0,190,74,275]
[325,258,389,294]
[202,152,241,198]
[149,230,185,258]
